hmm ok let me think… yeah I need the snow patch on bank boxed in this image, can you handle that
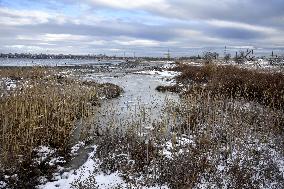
[135,70,179,77]
[38,144,169,189]
[38,145,97,189]
[0,78,17,91]
[134,70,180,86]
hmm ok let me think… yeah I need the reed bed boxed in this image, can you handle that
[170,62,284,109]
[71,63,284,188]
[0,67,104,188]
[2,64,282,188]
[0,66,53,80]
[76,87,284,188]
[1,80,96,163]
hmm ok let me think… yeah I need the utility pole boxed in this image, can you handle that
[164,49,170,60]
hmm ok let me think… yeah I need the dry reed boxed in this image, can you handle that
[0,67,97,169]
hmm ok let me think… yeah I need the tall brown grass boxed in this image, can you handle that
[0,67,126,188]
[1,81,96,164]
[0,67,97,171]
[171,62,284,109]
[73,62,284,188]
[84,86,284,188]
[0,66,53,80]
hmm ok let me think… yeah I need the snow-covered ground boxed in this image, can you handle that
[38,67,178,189]
[39,144,169,189]
[0,78,17,90]
[39,145,98,189]
[1,61,283,188]
[134,70,180,86]
[135,70,179,78]
[181,59,284,72]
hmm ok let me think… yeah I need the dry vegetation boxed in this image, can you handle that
[0,67,122,188]
[71,62,284,188]
[171,62,284,109]
[1,63,283,188]
[73,86,284,188]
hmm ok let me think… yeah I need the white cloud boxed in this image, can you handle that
[175,28,225,45]
[0,7,70,26]
[88,0,167,9]
[87,40,107,45]
[17,34,91,42]
[0,0,284,55]
[0,7,51,25]
[44,34,90,41]
[207,19,278,34]
[114,39,160,46]
[227,45,255,49]
[5,45,46,51]
[176,29,202,37]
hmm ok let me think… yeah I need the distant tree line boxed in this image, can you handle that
[0,53,108,59]
[1,50,283,65]
[0,53,142,60]
[0,53,180,61]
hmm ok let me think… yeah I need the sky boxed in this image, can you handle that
[0,0,284,57]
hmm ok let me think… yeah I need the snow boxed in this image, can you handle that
[134,70,180,86]
[182,61,203,66]
[38,145,97,189]
[159,71,180,77]
[39,145,170,189]
[135,70,180,78]
[0,78,17,90]
[180,60,284,73]
[162,62,175,69]
[34,146,55,164]
[0,181,7,189]
[162,136,195,159]
[70,141,85,155]
[93,172,124,188]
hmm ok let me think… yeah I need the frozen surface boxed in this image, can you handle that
[0,58,124,67]
[83,70,179,132]
[39,65,176,188]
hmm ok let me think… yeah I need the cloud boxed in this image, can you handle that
[0,7,69,26]
[0,7,51,25]
[84,0,284,23]
[0,0,284,56]
[207,20,278,34]
[113,39,160,46]
[17,33,91,42]
[87,0,167,10]
[4,44,47,52]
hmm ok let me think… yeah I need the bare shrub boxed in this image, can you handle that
[203,52,219,64]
